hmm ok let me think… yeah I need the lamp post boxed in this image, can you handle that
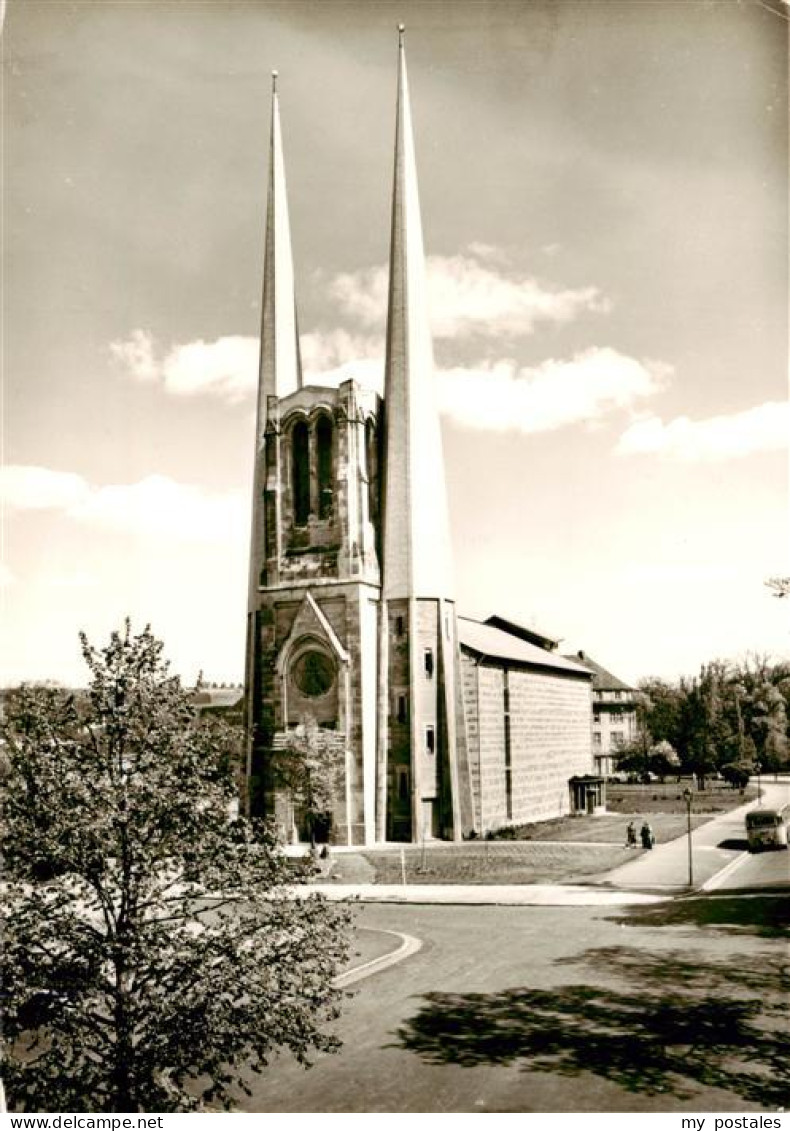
[755,761,762,805]
[683,787,694,889]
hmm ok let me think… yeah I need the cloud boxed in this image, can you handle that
[330,250,610,338]
[436,348,668,434]
[1,465,90,510]
[109,246,615,403]
[1,466,246,545]
[108,329,157,382]
[161,337,259,402]
[108,326,666,440]
[300,329,384,390]
[110,332,259,403]
[616,401,790,461]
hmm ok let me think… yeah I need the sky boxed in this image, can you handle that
[3,0,789,688]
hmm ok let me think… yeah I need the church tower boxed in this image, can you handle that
[245,73,381,846]
[245,38,474,845]
[375,28,474,841]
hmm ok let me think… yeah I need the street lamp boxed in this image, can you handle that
[755,761,762,805]
[683,787,694,889]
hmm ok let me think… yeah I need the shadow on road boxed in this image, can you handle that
[396,947,789,1107]
[610,894,789,938]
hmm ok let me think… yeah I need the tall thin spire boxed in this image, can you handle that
[248,72,301,611]
[380,28,455,600]
[258,70,302,422]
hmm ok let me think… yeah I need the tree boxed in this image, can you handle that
[648,740,680,782]
[637,678,687,762]
[720,760,752,791]
[682,663,736,787]
[270,716,345,847]
[736,657,789,771]
[765,576,790,599]
[1,623,352,1113]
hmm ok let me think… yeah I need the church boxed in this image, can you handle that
[244,30,597,846]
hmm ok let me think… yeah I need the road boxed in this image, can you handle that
[239,894,788,1113]
[708,780,790,892]
[605,780,790,892]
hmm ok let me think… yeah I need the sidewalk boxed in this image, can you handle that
[601,781,788,893]
[302,881,664,906]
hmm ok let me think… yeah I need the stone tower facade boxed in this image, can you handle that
[245,37,473,845]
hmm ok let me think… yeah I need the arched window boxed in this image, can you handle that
[291,420,310,526]
[365,418,378,524]
[265,432,277,476]
[316,415,333,519]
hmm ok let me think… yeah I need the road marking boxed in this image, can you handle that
[334,929,422,988]
[702,851,749,892]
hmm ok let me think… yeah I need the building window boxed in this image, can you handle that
[394,615,404,637]
[315,415,333,519]
[425,726,435,755]
[593,733,602,746]
[291,421,310,526]
[396,766,409,801]
[265,432,277,476]
[396,694,407,724]
[291,649,335,698]
[593,713,601,724]
[365,419,378,524]
[611,731,625,748]
[613,691,622,700]
[424,648,434,678]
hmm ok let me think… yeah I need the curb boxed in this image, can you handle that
[334,929,422,987]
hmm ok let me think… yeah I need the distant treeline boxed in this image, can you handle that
[623,656,789,781]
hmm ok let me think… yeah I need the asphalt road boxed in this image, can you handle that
[710,780,790,892]
[239,895,788,1113]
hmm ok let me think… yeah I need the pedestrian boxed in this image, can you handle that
[640,821,654,849]
[626,821,637,848]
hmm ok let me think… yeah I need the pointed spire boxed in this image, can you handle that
[258,70,302,423]
[247,72,301,611]
[380,28,455,599]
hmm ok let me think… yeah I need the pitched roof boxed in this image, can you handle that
[193,687,244,709]
[563,651,635,692]
[484,614,561,652]
[458,618,592,677]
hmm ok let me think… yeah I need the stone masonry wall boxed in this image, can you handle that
[476,664,506,830]
[460,652,481,830]
[508,668,592,826]
[471,660,592,834]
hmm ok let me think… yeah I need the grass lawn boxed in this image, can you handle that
[504,810,709,845]
[324,780,757,886]
[346,841,630,885]
[606,780,756,814]
[322,780,758,887]
[342,925,402,972]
